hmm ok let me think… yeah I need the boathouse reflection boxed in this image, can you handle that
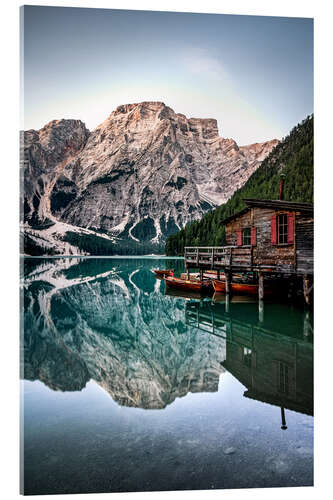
[185,299,313,418]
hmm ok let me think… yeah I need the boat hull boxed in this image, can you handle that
[213,279,274,296]
[153,269,174,278]
[212,280,226,293]
[165,277,202,292]
[232,282,259,295]
[165,277,213,294]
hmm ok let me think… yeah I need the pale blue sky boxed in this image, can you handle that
[22,6,313,145]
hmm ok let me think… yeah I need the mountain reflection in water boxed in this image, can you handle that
[21,257,313,495]
[23,257,313,415]
[23,257,225,409]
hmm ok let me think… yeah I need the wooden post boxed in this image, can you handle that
[187,266,190,280]
[258,299,264,323]
[212,308,215,335]
[280,407,287,430]
[303,310,311,338]
[303,275,311,306]
[225,271,231,294]
[225,293,230,313]
[258,271,264,300]
[200,269,203,282]
[217,269,220,280]
[288,280,293,300]
[211,247,215,269]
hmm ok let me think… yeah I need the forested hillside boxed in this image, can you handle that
[165,115,313,256]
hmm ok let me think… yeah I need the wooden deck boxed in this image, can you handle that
[184,246,307,274]
[185,246,255,271]
[184,245,313,303]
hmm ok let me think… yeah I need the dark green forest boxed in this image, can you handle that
[23,231,164,256]
[165,115,313,256]
[62,231,164,256]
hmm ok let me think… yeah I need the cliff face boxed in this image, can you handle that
[23,119,90,225]
[22,258,226,409]
[22,102,278,253]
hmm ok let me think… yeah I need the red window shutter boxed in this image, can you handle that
[287,212,295,244]
[237,230,242,246]
[271,215,277,245]
[251,227,256,246]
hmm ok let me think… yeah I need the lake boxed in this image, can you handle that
[21,257,313,495]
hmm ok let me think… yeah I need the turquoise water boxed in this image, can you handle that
[21,257,313,495]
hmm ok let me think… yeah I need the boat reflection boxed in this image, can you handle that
[164,287,203,301]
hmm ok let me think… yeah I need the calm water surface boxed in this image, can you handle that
[21,257,313,495]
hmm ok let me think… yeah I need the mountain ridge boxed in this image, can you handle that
[22,101,278,255]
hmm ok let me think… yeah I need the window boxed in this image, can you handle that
[243,347,252,367]
[271,212,294,245]
[242,227,251,245]
[237,226,256,246]
[278,214,288,244]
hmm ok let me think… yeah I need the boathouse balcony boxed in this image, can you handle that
[185,246,253,271]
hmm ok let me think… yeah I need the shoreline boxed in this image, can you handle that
[21,254,184,259]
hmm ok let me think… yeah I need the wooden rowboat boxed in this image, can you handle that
[231,282,259,295]
[212,279,226,293]
[212,279,273,296]
[165,276,213,293]
[153,269,174,278]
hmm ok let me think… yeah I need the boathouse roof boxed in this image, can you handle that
[221,199,314,225]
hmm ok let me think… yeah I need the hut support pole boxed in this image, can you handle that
[225,271,231,294]
[281,407,287,430]
[258,299,264,323]
[225,293,230,313]
[288,280,294,300]
[303,310,311,339]
[186,266,190,280]
[303,275,311,306]
[258,272,264,300]
[200,269,203,282]
[217,270,220,280]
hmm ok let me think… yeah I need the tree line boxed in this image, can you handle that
[165,115,313,256]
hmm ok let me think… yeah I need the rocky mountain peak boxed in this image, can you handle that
[23,102,278,254]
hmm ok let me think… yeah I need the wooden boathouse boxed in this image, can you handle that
[185,185,314,303]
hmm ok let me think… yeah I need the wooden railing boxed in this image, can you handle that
[184,246,253,269]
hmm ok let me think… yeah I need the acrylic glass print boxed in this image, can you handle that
[20,5,314,495]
